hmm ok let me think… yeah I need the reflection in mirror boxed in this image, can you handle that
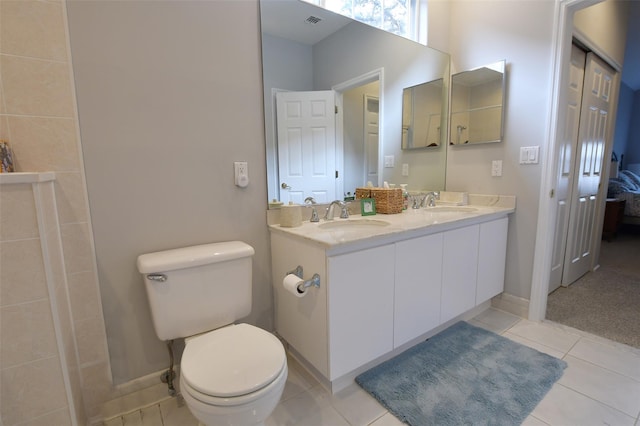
[402,79,444,149]
[260,0,450,206]
[450,60,506,145]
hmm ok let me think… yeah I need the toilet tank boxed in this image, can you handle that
[137,241,255,341]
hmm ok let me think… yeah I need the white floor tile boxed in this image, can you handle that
[521,414,550,425]
[502,331,566,359]
[559,355,640,417]
[159,395,199,426]
[266,385,350,426]
[367,412,405,426]
[139,404,163,426]
[122,410,142,426]
[508,320,580,354]
[530,384,636,426]
[471,308,521,333]
[280,355,318,402]
[329,383,388,426]
[568,337,640,382]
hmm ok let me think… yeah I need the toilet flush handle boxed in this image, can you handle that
[147,273,167,282]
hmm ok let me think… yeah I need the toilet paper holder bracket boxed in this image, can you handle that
[286,265,321,293]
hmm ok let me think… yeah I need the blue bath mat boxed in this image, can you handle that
[356,321,566,425]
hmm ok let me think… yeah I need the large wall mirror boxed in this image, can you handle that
[260,0,450,206]
[450,60,506,145]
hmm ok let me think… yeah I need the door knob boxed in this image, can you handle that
[281,182,291,189]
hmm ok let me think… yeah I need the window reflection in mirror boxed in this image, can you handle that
[450,60,506,145]
[402,79,444,149]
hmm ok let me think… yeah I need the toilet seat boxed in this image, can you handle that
[181,323,286,400]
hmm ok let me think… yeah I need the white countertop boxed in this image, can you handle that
[269,195,515,256]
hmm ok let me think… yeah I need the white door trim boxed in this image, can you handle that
[333,68,384,193]
[530,0,607,321]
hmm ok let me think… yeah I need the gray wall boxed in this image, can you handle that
[67,0,271,384]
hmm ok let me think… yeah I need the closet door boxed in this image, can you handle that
[562,51,616,286]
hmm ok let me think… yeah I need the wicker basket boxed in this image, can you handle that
[370,188,403,214]
[355,188,371,199]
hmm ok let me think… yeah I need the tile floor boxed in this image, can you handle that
[103,309,640,426]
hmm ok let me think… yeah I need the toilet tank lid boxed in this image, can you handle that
[137,241,254,274]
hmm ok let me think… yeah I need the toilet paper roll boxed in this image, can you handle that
[283,274,305,297]
[280,203,302,227]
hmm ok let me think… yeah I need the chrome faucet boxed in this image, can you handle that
[304,197,320,222]
[422,191,440,208]
[324,200,349,220]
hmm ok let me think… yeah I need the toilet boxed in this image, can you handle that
[137,241,287,426]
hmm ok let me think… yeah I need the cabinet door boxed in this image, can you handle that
[441,225,479,323]
[394,233,443,348]
[328,244,395,380]
[476,217,508,303]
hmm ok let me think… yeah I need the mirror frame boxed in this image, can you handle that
[450,60,506,145]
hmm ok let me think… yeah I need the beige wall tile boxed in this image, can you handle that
[55,172,89,225]
[0,115,9,139]
[0,0,68,61]
[0,184,39,241]
[0,239,47,306]
[68,271,101,323]
[1,55,74,117]
[60,222,94,274]
[7,116,80,172]
[1,356,69,425]
[81,361,113,418]
[75,315,109,366]
[19,408,72,426]
[39,181,59,234]
[1,299,58,368]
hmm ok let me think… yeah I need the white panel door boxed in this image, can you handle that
[562,52,614,286]
[549,45,586,293]
[276,91,336,204]
[364,95,379,187]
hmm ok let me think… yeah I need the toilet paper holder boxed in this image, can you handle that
[286,265,321,293]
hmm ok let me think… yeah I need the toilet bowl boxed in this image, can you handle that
[179,323,287,426]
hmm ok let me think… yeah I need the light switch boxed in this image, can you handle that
[384,155,395,168]
[520,146,540,164]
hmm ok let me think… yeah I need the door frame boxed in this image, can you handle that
[530,0,621,320]
[332,68,384,199]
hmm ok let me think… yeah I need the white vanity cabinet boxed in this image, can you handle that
[394,232,443,348]
[440,225,480,323]
[270,212,511,392]
[327,245,395,379]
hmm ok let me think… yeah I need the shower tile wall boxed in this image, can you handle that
[0,0,111,423]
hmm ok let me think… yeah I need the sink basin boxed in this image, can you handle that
[425,206,478,213]
[319,219,391,230]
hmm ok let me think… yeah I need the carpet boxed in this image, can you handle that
[355,321,567,426]
[546,232,640,349]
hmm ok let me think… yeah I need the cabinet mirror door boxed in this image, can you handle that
[450,60,506,145]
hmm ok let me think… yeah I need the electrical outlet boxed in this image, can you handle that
[491,160,503,177]
[402,163,409,176]
[234,161,249,187]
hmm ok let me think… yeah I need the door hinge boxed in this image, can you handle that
[550,188,555,198]
[335,105,338,114]
[335,170,339,178]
